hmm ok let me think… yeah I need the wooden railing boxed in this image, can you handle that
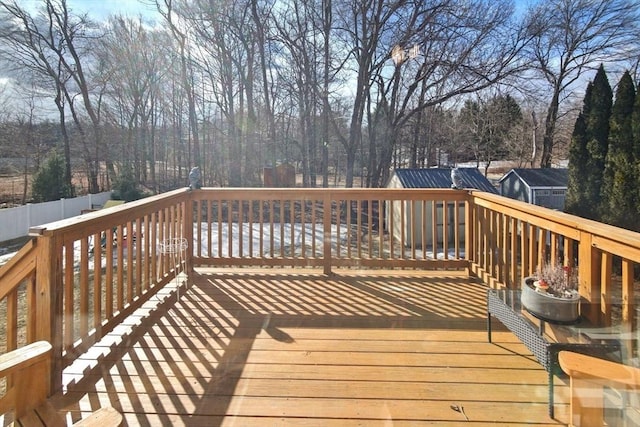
[0,189,190,390]
[0,187,637,392]
[469,191,639,331]
[190,188,468,272]
[0,239,38,353]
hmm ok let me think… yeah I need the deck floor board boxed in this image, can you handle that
[51,269,570,425]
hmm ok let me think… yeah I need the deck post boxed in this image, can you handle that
[323,192,332,274]
[184,195,194,273]
[465,193,474,276]
[577,231,601,325]
[34,233,63,393]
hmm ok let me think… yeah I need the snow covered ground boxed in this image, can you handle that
[0,223,462,268]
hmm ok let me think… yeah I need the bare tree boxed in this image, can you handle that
[333,0,528,187]
[189,0,252,186]
[45,0,106,193]
[273,0,325,187]
[0,0,77,194]
[156,0,201,171]
[97,16,169,190]
[525,0,640,167]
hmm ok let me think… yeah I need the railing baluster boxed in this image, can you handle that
[336,199,341,258]
[93,231,102,332]
[399,198,405,259]
[64,241,74,348]
[442,200,449,260]
[126,221,134,304]
[269,200,274,257]
[248,200,254,258]
[150,212,157,284]
[6,289,18,352]
[239,200,244,258]
[301,200,306,259]
[259,201,264,258]
[509,217,517,288]
[290,200,295,258]
[357,200,362,259]
[311,200,317,257]
[205,200,211,258]
[600,252,613,326]
[116,225,124,310]
[367,199,373,259]
[105,227,114,319]
[410,200,415,260]
[498,211,505,283]
[143,215,151,289]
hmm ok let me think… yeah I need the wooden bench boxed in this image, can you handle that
[0,341,122,426]
[559,351,640,427]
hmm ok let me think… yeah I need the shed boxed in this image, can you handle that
[388,168,498,193]
[264,163,296,187]
[499,168,568,210]
[385,168,497,250]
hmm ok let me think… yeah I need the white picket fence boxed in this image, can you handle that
[0,192,112,242]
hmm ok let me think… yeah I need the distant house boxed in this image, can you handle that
[385,168,497,248]
[499,168,568,210]
[387,168,498,193]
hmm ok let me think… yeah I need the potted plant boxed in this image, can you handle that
[521,261,580,323]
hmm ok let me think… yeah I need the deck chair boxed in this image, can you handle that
[0,341,122,426]
[559,350,640,427]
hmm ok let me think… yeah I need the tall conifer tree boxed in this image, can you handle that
[602,71,636,229]
[565,112,589,216]
[566,81,593,217]
[633,77,640,223]
[584,65,612,220]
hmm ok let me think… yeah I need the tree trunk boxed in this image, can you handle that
[540,85,560,168]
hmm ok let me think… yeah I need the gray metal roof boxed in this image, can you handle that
[499,168,568,188]
[391,168,498,193]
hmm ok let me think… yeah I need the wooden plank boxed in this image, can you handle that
[115,414,566,427]
[61,375,553,404]
[56,393,567,424]
[73,407,122,427]
[63,362,546,388]
[38,271,576,426]
[32,401,64,427]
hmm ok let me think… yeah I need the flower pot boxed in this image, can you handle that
[521,277,580,323]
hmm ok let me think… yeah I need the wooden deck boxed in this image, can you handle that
[50,269,569,426]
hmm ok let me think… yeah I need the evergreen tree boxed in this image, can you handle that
[112,167,147,202]
[602,71,636,229]
[584,65,612,220]
[565,112,589,216]
[31,150,73,202]
[633,77,640,223]
[565,81,593,217]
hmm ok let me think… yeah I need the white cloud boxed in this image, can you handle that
[68,0,158,20]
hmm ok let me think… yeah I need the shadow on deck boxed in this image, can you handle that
[51,269,568,426]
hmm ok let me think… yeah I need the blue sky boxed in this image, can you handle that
[67,0,157,18]
[26,0,536,22]
[23,0,158,20]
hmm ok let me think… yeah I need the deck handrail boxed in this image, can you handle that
[0,188,191,390]
[189,187,469,273]
[0,187,637,395]
[468,191,639,330]
[0,238,38,355]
